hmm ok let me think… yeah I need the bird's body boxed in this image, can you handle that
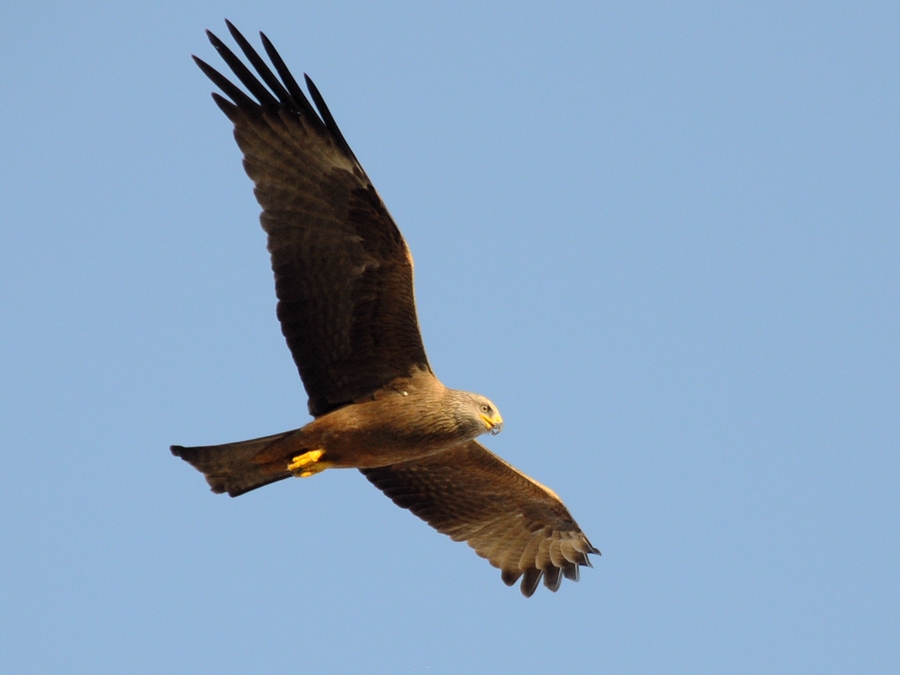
[172,22,599,597]
[175,368,501,494]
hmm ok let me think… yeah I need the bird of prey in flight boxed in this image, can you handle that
[172,21,599,597]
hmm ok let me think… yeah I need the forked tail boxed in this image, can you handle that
[171,429,305,497]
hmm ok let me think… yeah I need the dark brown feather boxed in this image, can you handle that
[361,441,599,596]
[196,26,430,416]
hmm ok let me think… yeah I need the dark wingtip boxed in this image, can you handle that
[193,54,257,109]
[520,568,542,598]
[542,566,562,592]
[257,30,323,124]
[170,445,185,457]
[211,92,239,120]
[302,73,357,161]
[501,568,522,587]
[562,562,580,581]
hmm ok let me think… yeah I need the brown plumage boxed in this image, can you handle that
[171,21,599,596]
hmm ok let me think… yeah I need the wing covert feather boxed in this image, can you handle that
[361,441,599,596]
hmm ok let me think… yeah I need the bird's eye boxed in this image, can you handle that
[481,404,491,413]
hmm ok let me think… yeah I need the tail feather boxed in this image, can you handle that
[171,429,304,497]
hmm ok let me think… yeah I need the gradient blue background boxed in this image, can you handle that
[2,2,898,673]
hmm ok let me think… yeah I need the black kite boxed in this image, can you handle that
[172,22,599,597]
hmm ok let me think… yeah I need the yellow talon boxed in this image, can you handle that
[287,449,330,478]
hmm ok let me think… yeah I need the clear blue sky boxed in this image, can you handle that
[2,2,898,673]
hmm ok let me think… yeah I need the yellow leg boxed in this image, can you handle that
[287,449,331,478]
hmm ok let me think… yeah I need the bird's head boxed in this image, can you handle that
[472,394,504,436]
[445,389,504,439]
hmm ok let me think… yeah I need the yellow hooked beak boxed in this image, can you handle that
[480,412,504,436]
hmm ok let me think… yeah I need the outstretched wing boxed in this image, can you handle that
[361,441,599,597]
[196,22,430,417]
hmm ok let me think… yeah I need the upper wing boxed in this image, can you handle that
[361,441,599,597]
[195,22,430,417]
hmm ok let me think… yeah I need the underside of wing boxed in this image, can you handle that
[361,441,599,597]
[195,22,430,417]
